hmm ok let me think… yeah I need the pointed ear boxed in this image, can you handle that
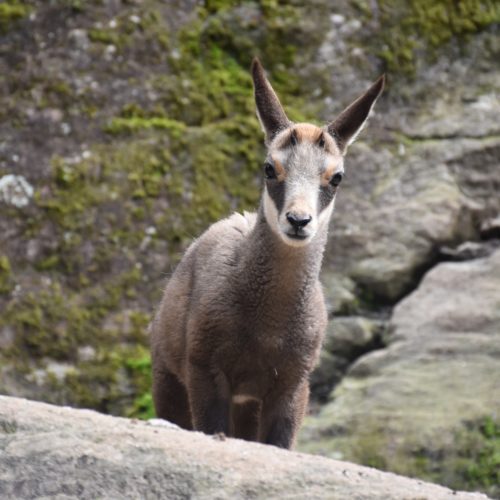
[251,57,291,144]
[327,75,385,154]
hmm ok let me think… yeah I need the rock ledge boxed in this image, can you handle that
[0,396,490,499]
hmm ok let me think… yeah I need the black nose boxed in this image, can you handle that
[286,212,312,229]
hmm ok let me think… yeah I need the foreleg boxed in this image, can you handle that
[152,367,193,430]
[259,381,309,449]
[187,363,231,435]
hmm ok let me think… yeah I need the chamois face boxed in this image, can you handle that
[263,123,344,247]
[251,57,384,248]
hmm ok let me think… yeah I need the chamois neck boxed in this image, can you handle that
[241,204,327,290]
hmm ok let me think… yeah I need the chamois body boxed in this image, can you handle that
[150,59,384,448]
[151,208,326,445]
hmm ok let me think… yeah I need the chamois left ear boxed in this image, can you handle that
[327,75,385,154]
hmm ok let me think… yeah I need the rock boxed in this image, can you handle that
[299,249,500,498]
[0,174,34,208]
[322,272,358,315]
[480,216,500,240]
[0,396,490,500]
[315,25,500,306]
[311,316,386,401]
[324,316,386,358]
[401,92,500,140]
[439,240,499,261]
[68,29,90,51]
[324,135,500,304]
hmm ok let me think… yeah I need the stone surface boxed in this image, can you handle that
[310,316,386,401]
[299,249,500,497]
[0,396,491,500]
[439,240,500,261]
[481,217,500,240]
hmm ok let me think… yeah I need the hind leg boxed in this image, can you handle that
[231,400,261,442]
[152,368,192,430]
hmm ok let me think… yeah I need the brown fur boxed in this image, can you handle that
[270,156,286,181]
[295,123,323,143]
[150,58,384,449]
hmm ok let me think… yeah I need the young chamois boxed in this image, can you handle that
[150,58,384,449]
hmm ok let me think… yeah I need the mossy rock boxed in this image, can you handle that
[358,0,500,77]
[0,1,31,34]
[0,0,330,420]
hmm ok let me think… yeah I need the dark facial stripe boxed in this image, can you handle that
[319,185,336,212]
[266,179,286,214]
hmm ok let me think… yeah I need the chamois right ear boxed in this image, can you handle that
[251,57,291,144]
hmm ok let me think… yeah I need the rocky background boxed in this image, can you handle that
[0,0,499,497]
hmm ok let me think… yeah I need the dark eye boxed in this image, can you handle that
[264,162,277,180]
[330,172,343,187]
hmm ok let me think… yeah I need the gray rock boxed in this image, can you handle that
[0,174,34,208]
[439,240,499,261]
[299,249,500,497]
[324,135,500,304]
[0,396,490,500]
[310,316,385,401]
[68,29,90,51]
[480,216,500,240]
[316,27,500,306]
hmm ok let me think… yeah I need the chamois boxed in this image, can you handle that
[150,58,384,448]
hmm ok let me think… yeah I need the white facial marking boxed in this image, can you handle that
[278,175,318,246]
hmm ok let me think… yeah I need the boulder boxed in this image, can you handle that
[0,396,490,500]
[310,316,386,401]
[299,249,500,498]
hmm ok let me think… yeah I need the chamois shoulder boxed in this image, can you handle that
[187,211,257,266]
[208,210,257,239]
[196,211,256,248]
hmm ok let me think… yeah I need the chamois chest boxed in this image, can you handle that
[211,293,324,398]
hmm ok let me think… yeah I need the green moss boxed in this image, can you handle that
[0,255,13,295]
[0,1,31,34]
[343,423,393,471]
[346,417,500,498]
[87,6,170,57]
[447,417,500,497]
[125,350,154,419]
[369,0,500,76]
[0,418,17,434]
[3,283,90,361]
[88,28,121,46]
[1,275,153,414]
[105,116,187,137]
[46,344,152,415]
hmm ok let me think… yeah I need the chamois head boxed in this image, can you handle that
[251,58,384,247]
